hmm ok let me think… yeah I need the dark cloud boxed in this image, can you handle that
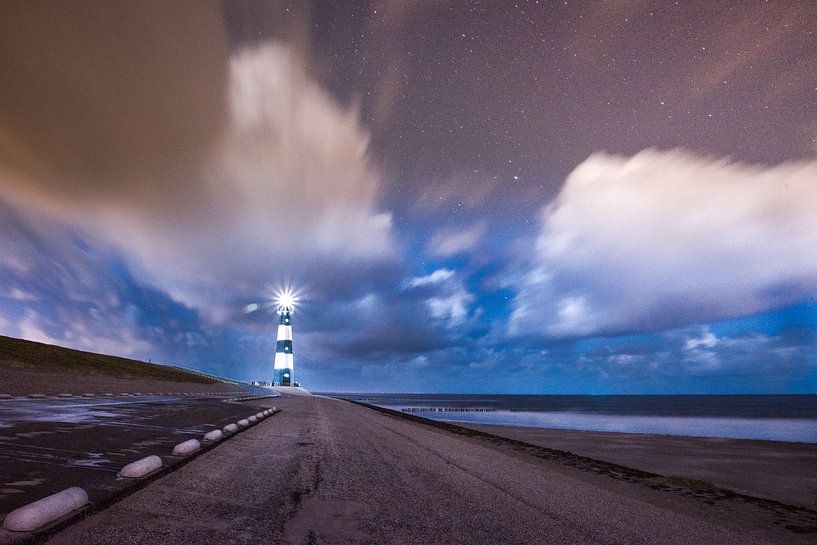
[0,1,229,213]
[299,1,817,221]
[298,274,474,362]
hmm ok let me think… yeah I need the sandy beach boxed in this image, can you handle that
[458,422,817,509]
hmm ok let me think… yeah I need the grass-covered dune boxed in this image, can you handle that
[0,334,221,390]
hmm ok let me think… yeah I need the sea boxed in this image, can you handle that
[330,393,817,443]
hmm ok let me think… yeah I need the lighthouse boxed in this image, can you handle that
[273,291,295,386]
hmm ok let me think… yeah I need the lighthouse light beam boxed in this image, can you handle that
[274,288,298,313]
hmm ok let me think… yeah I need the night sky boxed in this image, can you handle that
[1,1,815,393]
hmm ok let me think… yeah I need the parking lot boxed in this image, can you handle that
[0,393,271,517]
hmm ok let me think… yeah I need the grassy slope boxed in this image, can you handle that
[0,334,215,384]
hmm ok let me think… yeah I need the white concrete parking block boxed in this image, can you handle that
[172,439,201,456]
[203,429,223,442]
[118,455,162,478]
[2,487,88,532]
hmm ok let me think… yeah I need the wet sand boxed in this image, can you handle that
[459,423,817,509]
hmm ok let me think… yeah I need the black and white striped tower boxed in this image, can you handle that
[273,298,294,386]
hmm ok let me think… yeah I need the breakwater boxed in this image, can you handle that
[400,407,497,414]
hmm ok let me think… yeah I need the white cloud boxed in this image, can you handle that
[405,268,474,327]
[511,148,817,337]
[427,222,487,257]
[60,320,154,359]
[408,355,430,368]
[681,327,722,371]
[0,312,9,335]
[409,268,455,287]
[685,327,719,350]
[6,263,157,360]
[17,309,58,346]
[210,43,393,260]
[0,287,40,302]
[354,293,380,312]
[427,289,474,326]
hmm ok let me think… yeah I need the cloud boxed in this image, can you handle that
[680,327,722,371]
[0,205,162,360]
[0,287,40,302]
[301,291,458,362]
[0,203,280,376]
[16,309,58,346]
[511,148,817,338]
[0,21,396,306]
[303,267,480,365]
[684,327,719,350]
[405,268,474,326]
[426,289,474,326]
[208,43,394,265]
[100,41,397,305]
[0,1,229,213]
[427,222,487,257]
[409,269,454,287]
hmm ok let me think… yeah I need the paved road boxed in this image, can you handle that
[40,394,810,545]
[0,392,270,518]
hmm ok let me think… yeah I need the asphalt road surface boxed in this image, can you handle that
[0,392,269,518]
[40,394,812,545]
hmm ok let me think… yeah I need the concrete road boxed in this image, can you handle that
[0,392,270,518]
[39,394,814,545]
